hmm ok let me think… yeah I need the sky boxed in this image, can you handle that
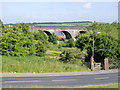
[0,1,119,24]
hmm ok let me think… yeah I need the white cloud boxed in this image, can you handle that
[83,3,91,9]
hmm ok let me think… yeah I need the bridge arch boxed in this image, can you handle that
[43,31,52,36]
[61,31,72,39]
[80,31,86,34]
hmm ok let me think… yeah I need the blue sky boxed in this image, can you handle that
[1,2,118,24]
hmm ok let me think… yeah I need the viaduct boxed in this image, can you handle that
[29,24,86,40]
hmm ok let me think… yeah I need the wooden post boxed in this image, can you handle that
[104,58,109,70]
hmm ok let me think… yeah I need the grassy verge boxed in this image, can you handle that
[31,84,119,88]
[2,56,90,73]
[84,84,119,88]
[4,84,118,88]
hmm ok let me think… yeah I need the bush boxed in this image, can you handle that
[60,48,87,65]
[66,38,75,48]
[34,30,48,45]
[48,33,59,44]
[2,23,35,56]
[75,31,119,62]
[35,41,46,57]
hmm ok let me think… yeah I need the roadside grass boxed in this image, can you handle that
[2,56,90,73]
[84,84,119,88]
[4,84,118,88]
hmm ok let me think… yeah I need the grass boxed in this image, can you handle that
[30,84,119,88]
[63,22,92,26]
[2,56,90,73]
[4,84,118,88]
[84,84,119,88]
[46,41,76,56]
[46,50,62,56]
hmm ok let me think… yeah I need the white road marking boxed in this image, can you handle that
[52,79,76,82]
[4,80,47,83]
[94,77,109,80]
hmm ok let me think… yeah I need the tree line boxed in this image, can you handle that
[1,20,119,67]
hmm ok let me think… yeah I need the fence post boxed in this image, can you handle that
[104,58,109,70]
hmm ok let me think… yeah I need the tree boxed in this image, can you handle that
[66,38,75,48]
[87,22,118,39]
[48,33,59,44]
[35,41,46,57]
[33,30,48,57]
[75,31,119,62]
[0,19,3,55]
[60,48,87,65]
[34,30,48,45]
[2,23,35,56]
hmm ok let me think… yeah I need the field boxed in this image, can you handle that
[2,56,89,73]
[63,22,92,26]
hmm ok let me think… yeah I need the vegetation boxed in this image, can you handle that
[30,84,119,88]
[33,30,48,56]
[63,21,92,26]
[75,22,119,69]
[66,38,75,48]
[34,30,48,45]
[60,48,87,65]
[48,33,59,44]
[2,56,89,73]
[87,22,118,39]
[85,84,118,88]
[0,20,3,55]
[1,20,119,73]
[35,41,46,57]
[76,23,119,63]
[2,23,35,56]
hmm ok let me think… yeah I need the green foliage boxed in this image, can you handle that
[48,33,59,44]
[0,20,3,55]
[60,48,87,65]
[76,31,119,62]
[35,41,46,57]
[66,38,75,47]
[94,33,119,59]
[87,22,118,39]
[2,23,35,56]
[34,30,48,45]
[33,30,48,57]
[2,56,89,73]
[58,44,62,49]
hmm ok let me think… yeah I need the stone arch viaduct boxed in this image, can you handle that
[29,24,86,40]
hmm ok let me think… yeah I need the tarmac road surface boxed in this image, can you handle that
[2,71,118,88]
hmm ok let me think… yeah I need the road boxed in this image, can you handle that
[2,72,118,88]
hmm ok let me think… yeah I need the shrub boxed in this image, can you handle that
[48,33,59,44]
[75,31,119,62]
[35,41,46,57]
[34,30,48,45]
[60,48,87,65]
[66,38,75,48]
[2,23,35,56]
